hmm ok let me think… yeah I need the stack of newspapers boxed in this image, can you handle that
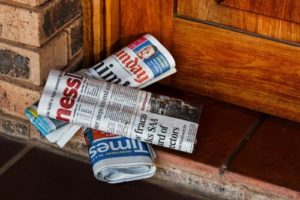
[26,34,202,184]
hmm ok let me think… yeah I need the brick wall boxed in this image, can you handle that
[0,0,83,139]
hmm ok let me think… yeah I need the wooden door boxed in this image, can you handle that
[83,0,300,123]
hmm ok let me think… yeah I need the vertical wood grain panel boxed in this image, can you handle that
[105,0,120,56]
[92,0,104,62]
[81,0,105,65]
[120,0,173,49]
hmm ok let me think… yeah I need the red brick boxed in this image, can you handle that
[226,117,300,199]
[0,31,68,86]
[65,51,83,72]
[63,17,83,60]
[0,0,81,46]
[0,79,41,119]
[7,0,48,7]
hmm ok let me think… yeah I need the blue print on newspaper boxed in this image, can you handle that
[88,135,152,166]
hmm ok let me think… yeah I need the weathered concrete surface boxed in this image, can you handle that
[0,112,30,139]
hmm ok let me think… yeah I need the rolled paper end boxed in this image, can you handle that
[85,129,156,184]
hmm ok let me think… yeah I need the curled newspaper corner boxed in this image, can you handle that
[84,129,156,184]
[25,104,81,147]
[37,70,202,153]
[26,34,176,147]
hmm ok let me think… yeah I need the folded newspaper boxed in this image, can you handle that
[37,69,202,153]
[84,129,156,183]
[26,34,176,147]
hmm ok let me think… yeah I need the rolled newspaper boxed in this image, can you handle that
[37,70,202,153]
[26,34,176,147]
[84,129,156,184]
